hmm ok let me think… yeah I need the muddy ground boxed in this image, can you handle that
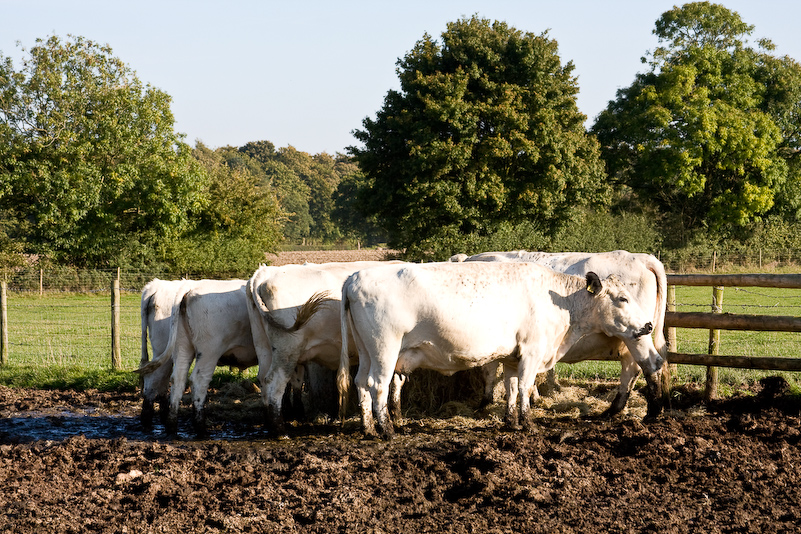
[0,378,799,534]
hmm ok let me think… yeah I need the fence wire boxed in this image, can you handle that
[4,296,141,370]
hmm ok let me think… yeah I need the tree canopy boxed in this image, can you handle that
[348,15,608,259]
[592,2,799,243]
[0,35,208,267]
[0,35,293,271]
[235,141,357,245]
[159,143,284,274]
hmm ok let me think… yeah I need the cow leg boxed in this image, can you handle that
[517,360,540,432]
[284,364,306,423]
[503,363,520,430]
[371,362,396,439]
[643,370,664,420]
[479,361,502,409]
[601,351,639,418]
[354,353,376,438]
[166,350,193,435]
[389,373,407,422]
[140,362,172,428]
[157,360,173,426]
[141,397,155,428]
[263,364,293,436]
[306,363,337,420]
[188,353,218,435]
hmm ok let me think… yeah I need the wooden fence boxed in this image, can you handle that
[664,273,801,399]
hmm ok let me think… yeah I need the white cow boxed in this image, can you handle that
[246,261,404,434]
[137,279,257,434]
[139,278,196,426]
[452,250,668,417]
[337,262,664,438]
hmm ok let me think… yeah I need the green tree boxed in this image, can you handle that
[0,35,205,267]
[163,143,283,274]
[238,141,348,245]
[274,147,341,242]
[592,2,795,243]
[349,15,608,259]
[332,168,388,247]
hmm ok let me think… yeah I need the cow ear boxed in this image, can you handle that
[586,272,603,295]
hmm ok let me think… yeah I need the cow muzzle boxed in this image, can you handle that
[634,322,653,340]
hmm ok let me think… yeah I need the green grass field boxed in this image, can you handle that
[0,292,256,391]
[0,292,143,390]
[1,279,800,396]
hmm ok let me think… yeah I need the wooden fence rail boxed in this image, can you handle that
[664,273,801,398]
[667,273,801,288]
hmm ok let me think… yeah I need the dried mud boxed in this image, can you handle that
[0,379,799,533]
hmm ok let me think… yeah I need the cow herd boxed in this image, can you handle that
[136,250,668,439]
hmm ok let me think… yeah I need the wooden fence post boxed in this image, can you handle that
[111,269,121,371]
[1,281,7,366]
[662,284,677,398]
[705,286,724,401]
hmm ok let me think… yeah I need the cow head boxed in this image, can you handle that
[585,272,664,377]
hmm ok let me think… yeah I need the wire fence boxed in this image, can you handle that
[1,267,248,294]
[0,291,141,371]
[658,248,801,273]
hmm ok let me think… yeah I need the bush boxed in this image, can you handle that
[406,210,662,261]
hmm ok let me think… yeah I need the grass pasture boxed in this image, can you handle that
[0,291,256,391]
[0,292,143,390]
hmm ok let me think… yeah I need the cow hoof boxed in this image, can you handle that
[600,402,626,419]
[504,414,521,430]
[643,402,663,422]
[361,430,380,441]
[165,415,179,436]
[157,397,170,421]
[192,411,207,436]
[521,421,538,433]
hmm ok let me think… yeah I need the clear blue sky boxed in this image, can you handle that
[2,0,799,155]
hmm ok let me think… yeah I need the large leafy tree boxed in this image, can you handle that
[349,15,607,258]
[238,141,352,245]
[0,35,204,267]
[163,143,283,274]
[237,140,313,241]
[592,2,799,241]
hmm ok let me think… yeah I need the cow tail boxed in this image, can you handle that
[140,289,153,366]
[336,281,352,424]
[134,292,185,376]
[249,271,270,317]
[263,291,332,333]
[645,255,669,360]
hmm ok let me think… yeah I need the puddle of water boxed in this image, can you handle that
[0,412,273,443]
